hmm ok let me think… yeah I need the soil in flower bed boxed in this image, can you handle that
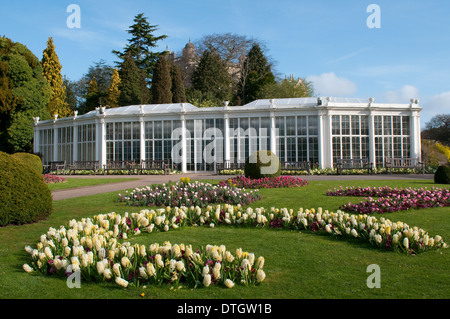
[327,186,450,214]
[219,175,309,189]
[118,181,261,207]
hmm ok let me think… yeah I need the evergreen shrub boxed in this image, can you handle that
[244,150,281,179]
[0,152,52,226]
[434,165,450,184]
[12,152,43,174]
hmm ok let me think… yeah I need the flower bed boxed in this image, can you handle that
[118,180,261,207]
[219,175,308,189]
[217,166,439,175]
[23,207,267,289]
[327,186,450,214]
[43,174,66,184]
[23,204,447,290]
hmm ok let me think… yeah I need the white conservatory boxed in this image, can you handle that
[32,97,422,172]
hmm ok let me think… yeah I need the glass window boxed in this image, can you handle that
[286,117,295,136]
[154,121,162,139]
[308,137,318,164]
[332,115,340,135]
[393,116,402,135]
[341,116,350,135]
[275,117,285,136]
[297,137,307,161]
[342,136,351,159]
[360,116,369,135]
[402,117,410,136]
[308,116,318,136]
[383,116,392,135]
[351,116,360,135]
[374,116,383,135]
[297,116,307,136]
[123,122,131,140]
[352,136,361,159]
[332,137,341,163]
[145,121,153,139]
[133,122,140,140]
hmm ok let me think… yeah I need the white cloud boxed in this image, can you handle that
[384,85,420,104]
[421,91,450,124]
[382,88,450,128]
[306,72,357,96]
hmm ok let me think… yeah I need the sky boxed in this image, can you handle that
[1,0,450,127]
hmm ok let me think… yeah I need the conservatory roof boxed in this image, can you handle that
[35,97,419,126]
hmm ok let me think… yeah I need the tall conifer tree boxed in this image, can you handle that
[191,50,232,104]
[118,53,150,106]
[41,37,71,117]
[84,76,99,113]
[170,63,186,103]
[151,57,172,104]
[238,44,275,104]
[106,68,121,108]
[113,13,167,82]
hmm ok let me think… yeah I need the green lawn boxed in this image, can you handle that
[0,179,448,299]
[46,177,139,191]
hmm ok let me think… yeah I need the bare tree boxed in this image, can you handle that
[194,33,260,64]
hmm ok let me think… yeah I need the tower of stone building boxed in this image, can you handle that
[182,39,196,60]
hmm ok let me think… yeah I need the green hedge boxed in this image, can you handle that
[244,150,281,179]
[11,152,43,175]
[434,165,450,184]
[0,152,52,226]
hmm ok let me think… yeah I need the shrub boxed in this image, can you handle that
[244,150,280,179]
[12,152,43,175]
[434,165,450,184]
[0,151,52,226]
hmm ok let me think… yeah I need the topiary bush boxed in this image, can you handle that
[0,151,52,226]
[434,165,450,184]
[12,152,43,175]
[244,150,281,179]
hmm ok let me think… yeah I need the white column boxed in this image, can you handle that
[33,118,40,154]
[368,110,376,167]
[53,122,58,162]
[317,111,325,169]
[326,111,333,168]
[410,109,421,160]
[224,113,230,164]
[99,118,107,167]
[140,117,145,162]
[181,114,187,173]
[73,122,78,162]
[270,109,277,155]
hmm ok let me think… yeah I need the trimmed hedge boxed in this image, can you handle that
[434,165,450,184]
[11,152,43,175]
[0,152,52,226]
[244,150,281,179]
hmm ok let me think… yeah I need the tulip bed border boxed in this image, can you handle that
[118,180,261,208]
[327,186,450,214]
[23,203,448,289]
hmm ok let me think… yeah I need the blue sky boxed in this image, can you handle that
[1,0,450,126]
